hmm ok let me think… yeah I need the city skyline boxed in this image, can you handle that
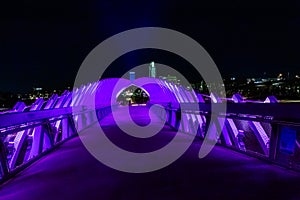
[1,70,299,110]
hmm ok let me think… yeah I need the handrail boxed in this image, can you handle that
[0,106,114,129]
[151,102,300,171]
[0,105,113,183]
[0,107,73,129]
[179,103,300,123]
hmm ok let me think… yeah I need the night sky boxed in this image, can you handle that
[1,1,300,92]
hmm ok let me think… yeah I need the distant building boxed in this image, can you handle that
[129,72,135,81]
[33,87,42,91]
[159,75,178,84]
[149,61,156,78]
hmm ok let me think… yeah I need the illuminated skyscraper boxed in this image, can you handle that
[149,61,156,78]
[129,72,135,81]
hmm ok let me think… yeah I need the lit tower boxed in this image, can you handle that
[149,61,156,78]
[129,72,135,81]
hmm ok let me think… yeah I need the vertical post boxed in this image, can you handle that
[269,122,279,161]
[62,118,69,140]
[9,130,28,169]
[68,116,77,136]
[237,130,246,152]
[175,109,182,131]
[43,123,53,151]
[0,140,9,178]
[29,126,43,159]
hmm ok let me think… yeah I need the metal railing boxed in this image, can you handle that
[152,103,300,171]
[1,101,300,184]
[0,106,112,183]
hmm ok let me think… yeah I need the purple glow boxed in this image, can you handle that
[1,76,289,185]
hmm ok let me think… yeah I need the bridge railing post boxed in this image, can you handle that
[269,122,300,170]
[0,140,9,180]
[268,122,279,162]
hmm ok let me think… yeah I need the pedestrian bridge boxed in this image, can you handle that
[0,78,300,199]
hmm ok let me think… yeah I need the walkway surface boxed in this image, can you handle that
[1,106,300,200]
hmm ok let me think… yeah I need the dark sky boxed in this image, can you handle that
[1,0,300,92]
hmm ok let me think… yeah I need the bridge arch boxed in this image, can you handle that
[115,84,151,99]
[93,77,187,107]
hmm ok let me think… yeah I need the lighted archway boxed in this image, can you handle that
[115,84,151,99]
[116,85,150,105]
[93,77,197,109]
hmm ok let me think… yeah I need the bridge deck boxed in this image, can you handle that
[1,106,300,199]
